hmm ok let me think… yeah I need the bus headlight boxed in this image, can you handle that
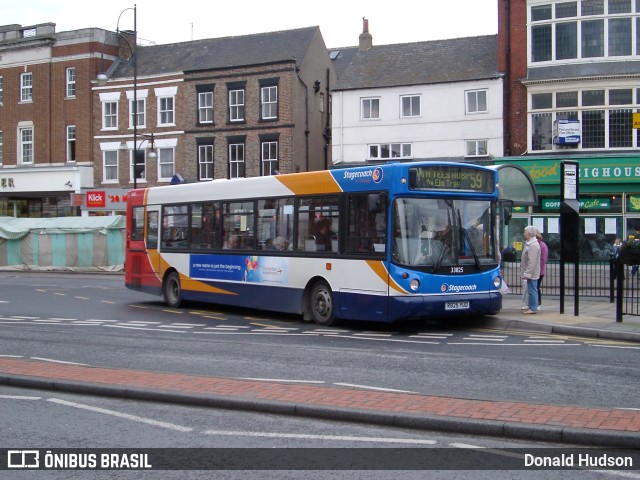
[410,279,420,291]
[493,277,502,289]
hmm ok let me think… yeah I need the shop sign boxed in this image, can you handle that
[86,191,106,208]
[82,188,129,210]
[72,194,84,207]
[542,198,610,210]
[629,195,640,212]
[1,177,15,188]
[497,157,640,185]
[541,198,611,210]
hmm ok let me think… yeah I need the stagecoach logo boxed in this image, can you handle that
[342,167,383,183]
[441,283,478,293]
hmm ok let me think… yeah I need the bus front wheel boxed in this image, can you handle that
[163,271,182,308]
[309,281,335,326]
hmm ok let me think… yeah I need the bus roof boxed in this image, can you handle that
[141,161,498,205]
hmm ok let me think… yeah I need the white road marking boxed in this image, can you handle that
[448,342,579,346]
[462,337,505,342]
[121,321,161,325]
[341,336,440,345]
[449,443,525,459]
[202,430,437,445]
[524,339,566,343]
[251,328,294,333]
[310,329,350,333]
[47,398,193,432]
[0,395,41,400]
[105,325,187,333]
[238,378,325,384]
[333,383,416,394]
[203,325,250,330]
[409,333,449,340]
[30,357,87,366]
[353,333,392,337]
[0,354,23,358]
[467,334,508,339]
[592,344,640,350]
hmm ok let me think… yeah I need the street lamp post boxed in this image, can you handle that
[96,5,140,188]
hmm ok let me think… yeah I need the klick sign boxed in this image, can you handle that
[86,191,106,208]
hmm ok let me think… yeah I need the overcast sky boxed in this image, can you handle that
[12,0,498,48]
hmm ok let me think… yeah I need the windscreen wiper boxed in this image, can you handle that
[457,209,481,270]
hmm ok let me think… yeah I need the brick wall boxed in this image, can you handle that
[184,63,298,180]
[0,45,96,166]
[498,0,528,156]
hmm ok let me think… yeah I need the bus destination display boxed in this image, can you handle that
[409,166,495,193]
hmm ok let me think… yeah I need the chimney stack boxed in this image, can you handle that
[359,17,372,50]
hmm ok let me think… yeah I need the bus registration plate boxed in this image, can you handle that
[445,301,470,311]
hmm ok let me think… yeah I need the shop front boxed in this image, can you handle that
[496,154,640,261]
[80,187,130,216]
[0,166,93,218]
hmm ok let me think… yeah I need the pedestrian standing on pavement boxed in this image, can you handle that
[632,228,640,276]
[520,226,541,314]
[536,230,548,310]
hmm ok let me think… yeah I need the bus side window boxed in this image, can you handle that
[147,211,158,249]
[296,196,340,253]
[347,193,387,254]
[162,205,189,249]
[131,207,145,241]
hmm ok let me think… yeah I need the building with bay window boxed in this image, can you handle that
[499,0,640,259]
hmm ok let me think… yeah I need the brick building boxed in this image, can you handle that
[91,26,335,216]
[498,0,640,261]
[0,23,109,217]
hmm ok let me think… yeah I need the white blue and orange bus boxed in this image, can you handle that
[125,161,536,326]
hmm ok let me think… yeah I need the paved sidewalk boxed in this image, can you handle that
[494,293,640,343]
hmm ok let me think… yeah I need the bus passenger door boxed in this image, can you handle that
[127,206,147,289]
[146,210,161,275]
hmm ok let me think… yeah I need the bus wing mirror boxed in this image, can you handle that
[502,205,512,226]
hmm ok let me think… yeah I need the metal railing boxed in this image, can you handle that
[501,259,615,298]
[502,258,640,320]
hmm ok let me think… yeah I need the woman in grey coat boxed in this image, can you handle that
[520,225,541,314]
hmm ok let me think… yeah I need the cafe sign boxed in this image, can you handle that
[542,198,610,210]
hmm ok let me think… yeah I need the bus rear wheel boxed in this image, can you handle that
[309,281,335,326]
[163,271,182,308]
